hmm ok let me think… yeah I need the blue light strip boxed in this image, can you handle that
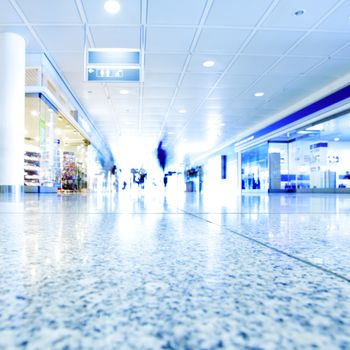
[235,84,350,147]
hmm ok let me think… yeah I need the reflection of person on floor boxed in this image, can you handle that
[344,171,350,179]
[122,181,127,190]
[163,175,168,188]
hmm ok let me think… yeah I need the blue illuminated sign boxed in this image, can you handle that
[86,49,141,82]
[88,50,140,65]
[87,68,140,82]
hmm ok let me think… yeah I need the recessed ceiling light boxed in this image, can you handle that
[120,89,129,95]
[104,0,120,14]
[219,123,225,127]
[31,110,39,117]
[179,109,187,114]
[65,124,70,128]
[168,131,174,135]
[203,60,215,68]
[254,92,264,97]
[294,9,305,16]
[334,137,340,142]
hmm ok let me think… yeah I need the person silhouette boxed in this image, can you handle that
[157,141,167,172]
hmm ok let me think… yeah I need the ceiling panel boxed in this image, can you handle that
[242,30,306,56]
[307,57,350,80]
[181,73,221,88]
[148,0,206,25]
[90,26,140,48]
[176,87,210,99]
[268,56,324,75]
[195,28,252,54]
[248,74,296,95]
[16,0,81,24]
[82,0,140,25]
[289,32,350,57]
[171,99,202,112]
[143,99,171,109]
[217,74,259,89]
[0,0,23,24]
[34,25,84,51]
[146,27,196,52]
[143,73,180,87]
[317,1,350,31]
[208,88,242,100]
[187,53,234,74]
[50,52,85,72]
[228,55,279,75]
[143,87,175,99]
[260,0,340,30]
[333,43,350,58]
[145,53,187,72]
[206,0,275,26]
[108,86,140,97]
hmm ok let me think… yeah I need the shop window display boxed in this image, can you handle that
[243,110,350,192]
[24,94,89,193]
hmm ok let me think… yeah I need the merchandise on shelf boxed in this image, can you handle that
[62,151,77,190]
[24,151,41,186]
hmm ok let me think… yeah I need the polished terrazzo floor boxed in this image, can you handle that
[1,191,350,349]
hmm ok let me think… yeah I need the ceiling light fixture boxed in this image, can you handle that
[203,60,215,68]
[104,0,121,14]
[179,109,187,114]
[254,92,264,97]
[294,9,305,16]
[120,89,129,95]
[31,110,39,117]
[334,137,340,142]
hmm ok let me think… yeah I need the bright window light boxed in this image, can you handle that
[104,0,120,14]
[203,60,215,68]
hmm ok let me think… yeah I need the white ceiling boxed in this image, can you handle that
[1,0,350,168]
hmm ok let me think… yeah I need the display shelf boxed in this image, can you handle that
[24,150,41,188]
[61,151,77,191]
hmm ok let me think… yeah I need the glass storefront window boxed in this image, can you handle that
[25,95,89,192]
[264,110,350,192]
[241,143,268,191]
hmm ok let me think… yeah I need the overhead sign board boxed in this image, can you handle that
[87,67,140,82]
[85,48,141,82]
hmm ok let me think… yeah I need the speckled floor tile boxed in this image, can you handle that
[182,193,350,281]
[1,192,350,349]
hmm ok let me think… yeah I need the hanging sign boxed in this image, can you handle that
[85,48,141,82]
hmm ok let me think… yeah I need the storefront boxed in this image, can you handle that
[24,94,89,193]
[240,110,350,193]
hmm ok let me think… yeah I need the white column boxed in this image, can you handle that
[0,33,25,193]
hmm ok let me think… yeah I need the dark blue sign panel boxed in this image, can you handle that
[88,50,140,65]
[87,68,140,82]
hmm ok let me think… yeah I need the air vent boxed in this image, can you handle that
[25,68,40,86]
